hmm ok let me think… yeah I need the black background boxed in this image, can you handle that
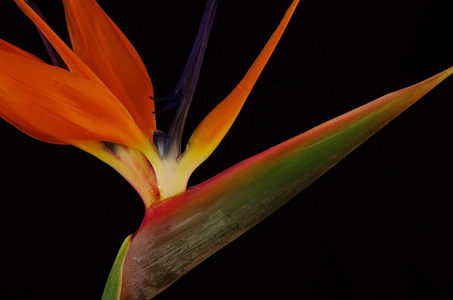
[1,0,453,299]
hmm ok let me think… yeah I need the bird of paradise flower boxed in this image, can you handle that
[1,0,453,299]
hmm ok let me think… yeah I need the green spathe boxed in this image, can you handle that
[104,67,452,300]
[102,236,131,300]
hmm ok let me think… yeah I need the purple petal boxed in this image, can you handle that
[152,0,218,158]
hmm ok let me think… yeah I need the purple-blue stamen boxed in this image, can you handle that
[152,0,218,159]
[150,93,181,114]
[24,0,68,69]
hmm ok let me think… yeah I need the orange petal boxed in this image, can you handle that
[178,0,299,176]
[1,109,66,144]
[13,0,103,83]
[0,39,44,62]
[0,40,64,144]
[0,49,147,149]
[62,0,156,135]
[0,39,76,144]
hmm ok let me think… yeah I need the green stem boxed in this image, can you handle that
[101,236,131,300]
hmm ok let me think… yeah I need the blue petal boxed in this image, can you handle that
[152,0,218,158]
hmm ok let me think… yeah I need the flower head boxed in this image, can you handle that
[3,1,453,299]
[0,0,299,205]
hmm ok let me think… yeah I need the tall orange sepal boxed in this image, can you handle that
[177,0,300,182]
[13,0,104,84]
[63,0,156,136]
[0,38,44,62]
[0,49,148,149]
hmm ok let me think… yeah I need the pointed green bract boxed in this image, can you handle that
[102,236,131,300]
[118,67,453,299]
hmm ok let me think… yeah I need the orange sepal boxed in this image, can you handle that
[13,0,104,84]
[178,0,299,176]
[0,39,44,62]
[0,49,147,149]
[63,0,156,135]
[0,40,64,144]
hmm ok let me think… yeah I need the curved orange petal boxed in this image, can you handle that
[0,39,44,62]
[14,0,104,84]
[178,0,299,178]
[0,40,65,144]
[0,49,147,149]
[62,0,156,135]
[1,107,65,144]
